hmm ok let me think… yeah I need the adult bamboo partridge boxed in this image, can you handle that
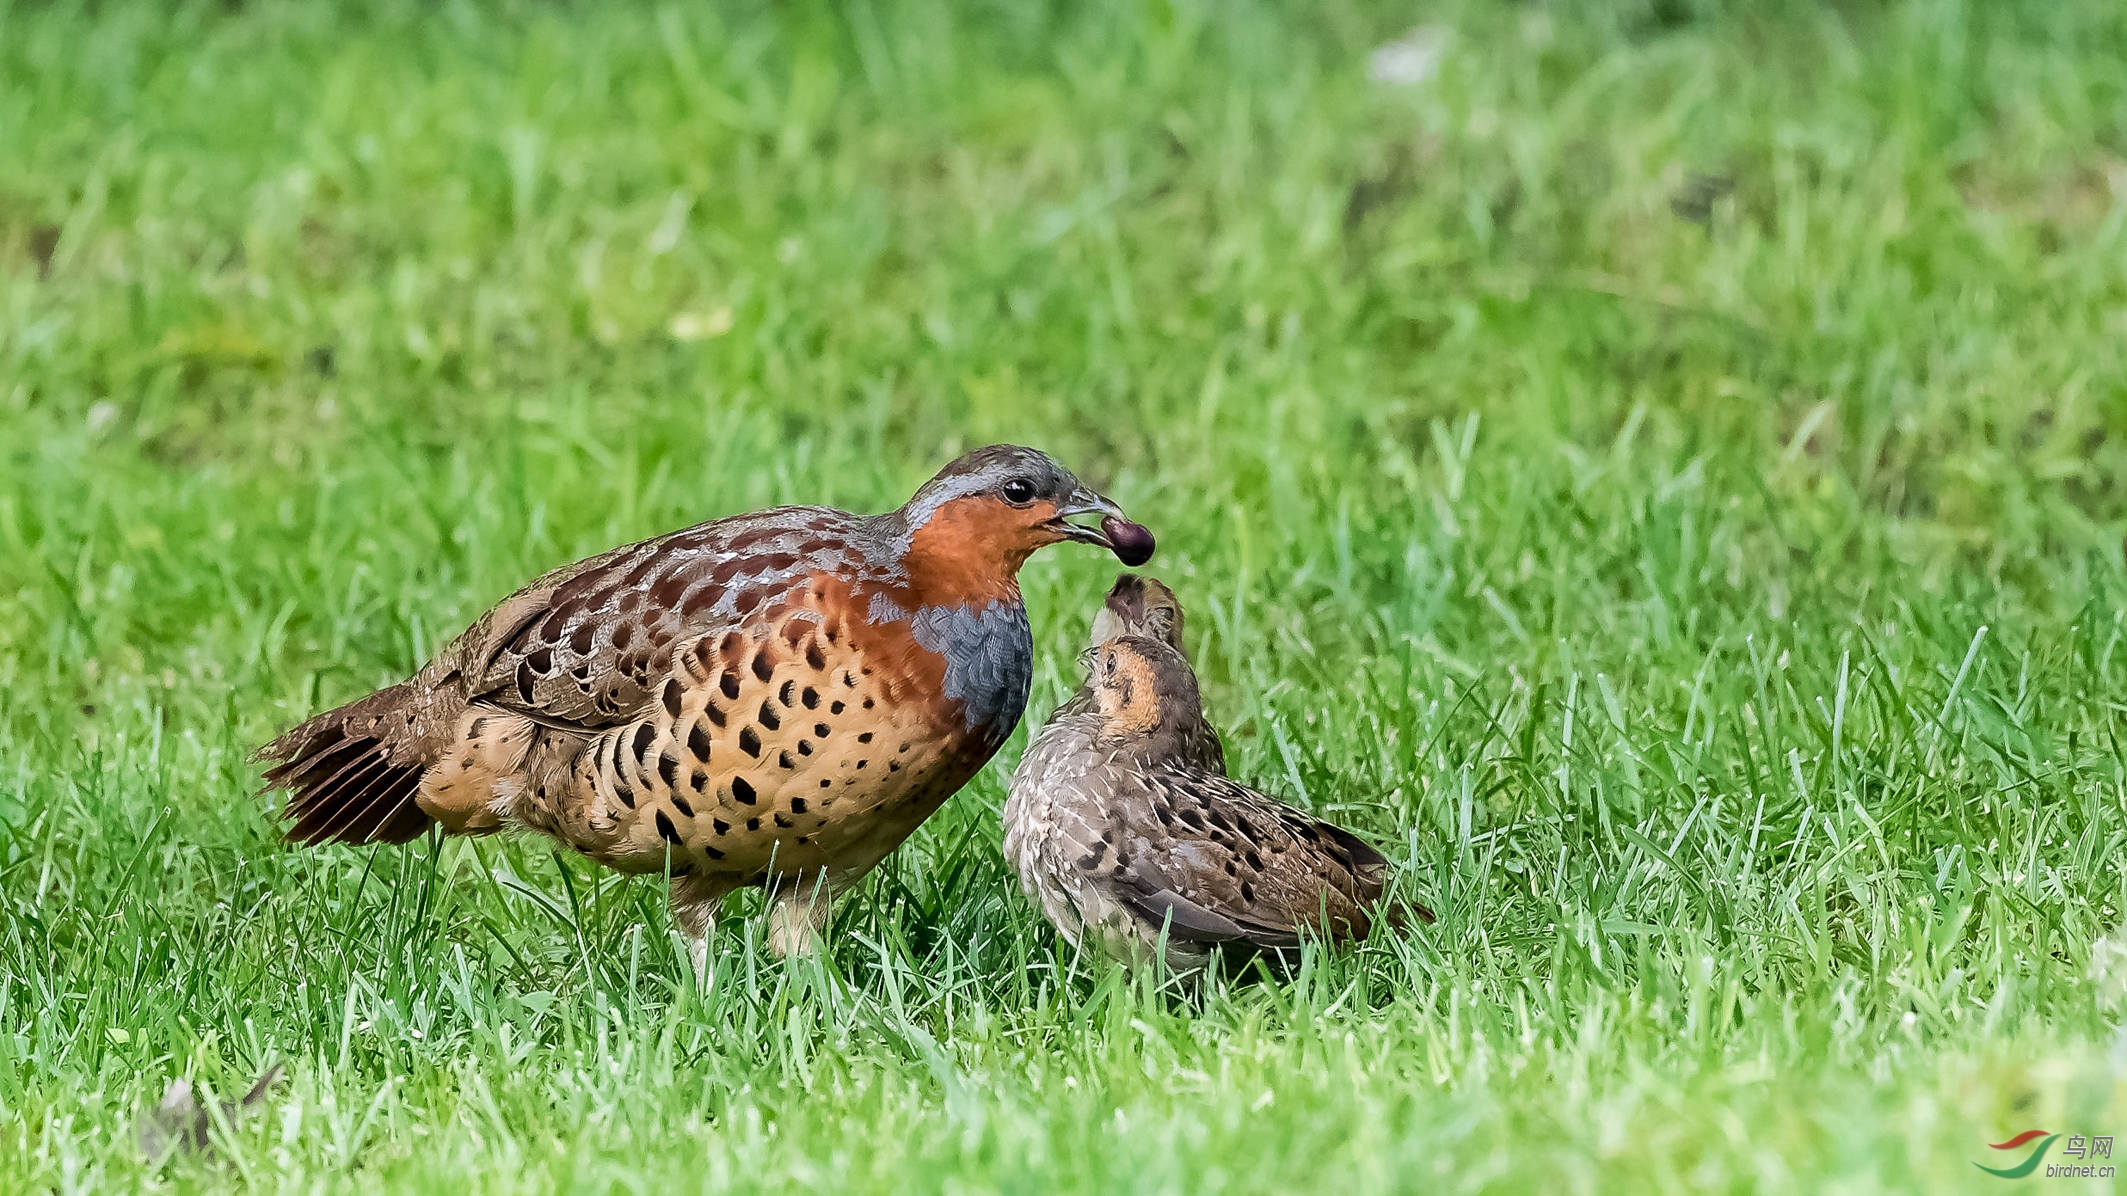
[1004,584,1431,976]
[258,445,1154,977]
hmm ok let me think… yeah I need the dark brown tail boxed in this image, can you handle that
[255,682,437,845]
[1314,821,1437,930]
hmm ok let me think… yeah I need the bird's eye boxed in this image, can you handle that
[999,477,1037,506]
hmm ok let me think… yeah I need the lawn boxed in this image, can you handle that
[3,0,2126,1191]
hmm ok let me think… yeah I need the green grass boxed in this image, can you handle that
[4,0,2126,1190]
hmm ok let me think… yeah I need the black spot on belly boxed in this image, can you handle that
[773,813,794,829]
[655,811,683,844]
[746,817,761,832]
[856,732,872,744]
[704,703,726,728]
[778,680,796,706]
[662,680,683,719]
[731,776,757,804]
[789,797,808,814]
[801,686,820,709]
[814,723,831,738]
[631,723,657,762]
[712,819,729,835]
[614,780,635,809]
[830,701,845,715]
[739,727,761,756]
[671,793,695,818]
[719,671,741,700]
[758,702,781,731]
[777,751,795,770]
[688,722,713,760]
[656,751,680,790]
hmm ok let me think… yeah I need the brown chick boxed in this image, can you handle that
[1039,574,1223,774]
[1004,616,1431,976]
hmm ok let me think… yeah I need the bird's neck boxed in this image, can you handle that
[891,508,1031,609]
[1108,712,1212,759]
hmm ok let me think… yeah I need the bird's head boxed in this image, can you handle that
[1079,634,1202,738]
[1088,574,1186,654]
[896,445,1154,597]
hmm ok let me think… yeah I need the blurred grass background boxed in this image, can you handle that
[2,0,2125,1191]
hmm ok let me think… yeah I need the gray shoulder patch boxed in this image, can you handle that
[909,599,1033,739]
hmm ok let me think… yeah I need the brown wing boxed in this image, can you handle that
[1101,765,1397,951]
[454,507,883,732]
[262,506,885,848]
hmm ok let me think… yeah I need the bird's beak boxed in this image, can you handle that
[1052,485,1156,565]
[1053,487,1126,548]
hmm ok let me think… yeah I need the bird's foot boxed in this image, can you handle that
[668,875,727,988]
[766,882,836,958]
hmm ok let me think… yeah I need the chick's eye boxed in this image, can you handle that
[1000,477,1037,505]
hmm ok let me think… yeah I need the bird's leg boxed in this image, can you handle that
[668,874,729,986]
[765,872,846,958]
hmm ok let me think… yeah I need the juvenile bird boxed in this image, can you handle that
[1040,574,1224,774]
[1005,593,1428,975]
[258,445,1153,978]
[1086,572,1190,658]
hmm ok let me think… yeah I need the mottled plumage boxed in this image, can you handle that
[1005,585,1430,975]
[259,445,1151,976]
